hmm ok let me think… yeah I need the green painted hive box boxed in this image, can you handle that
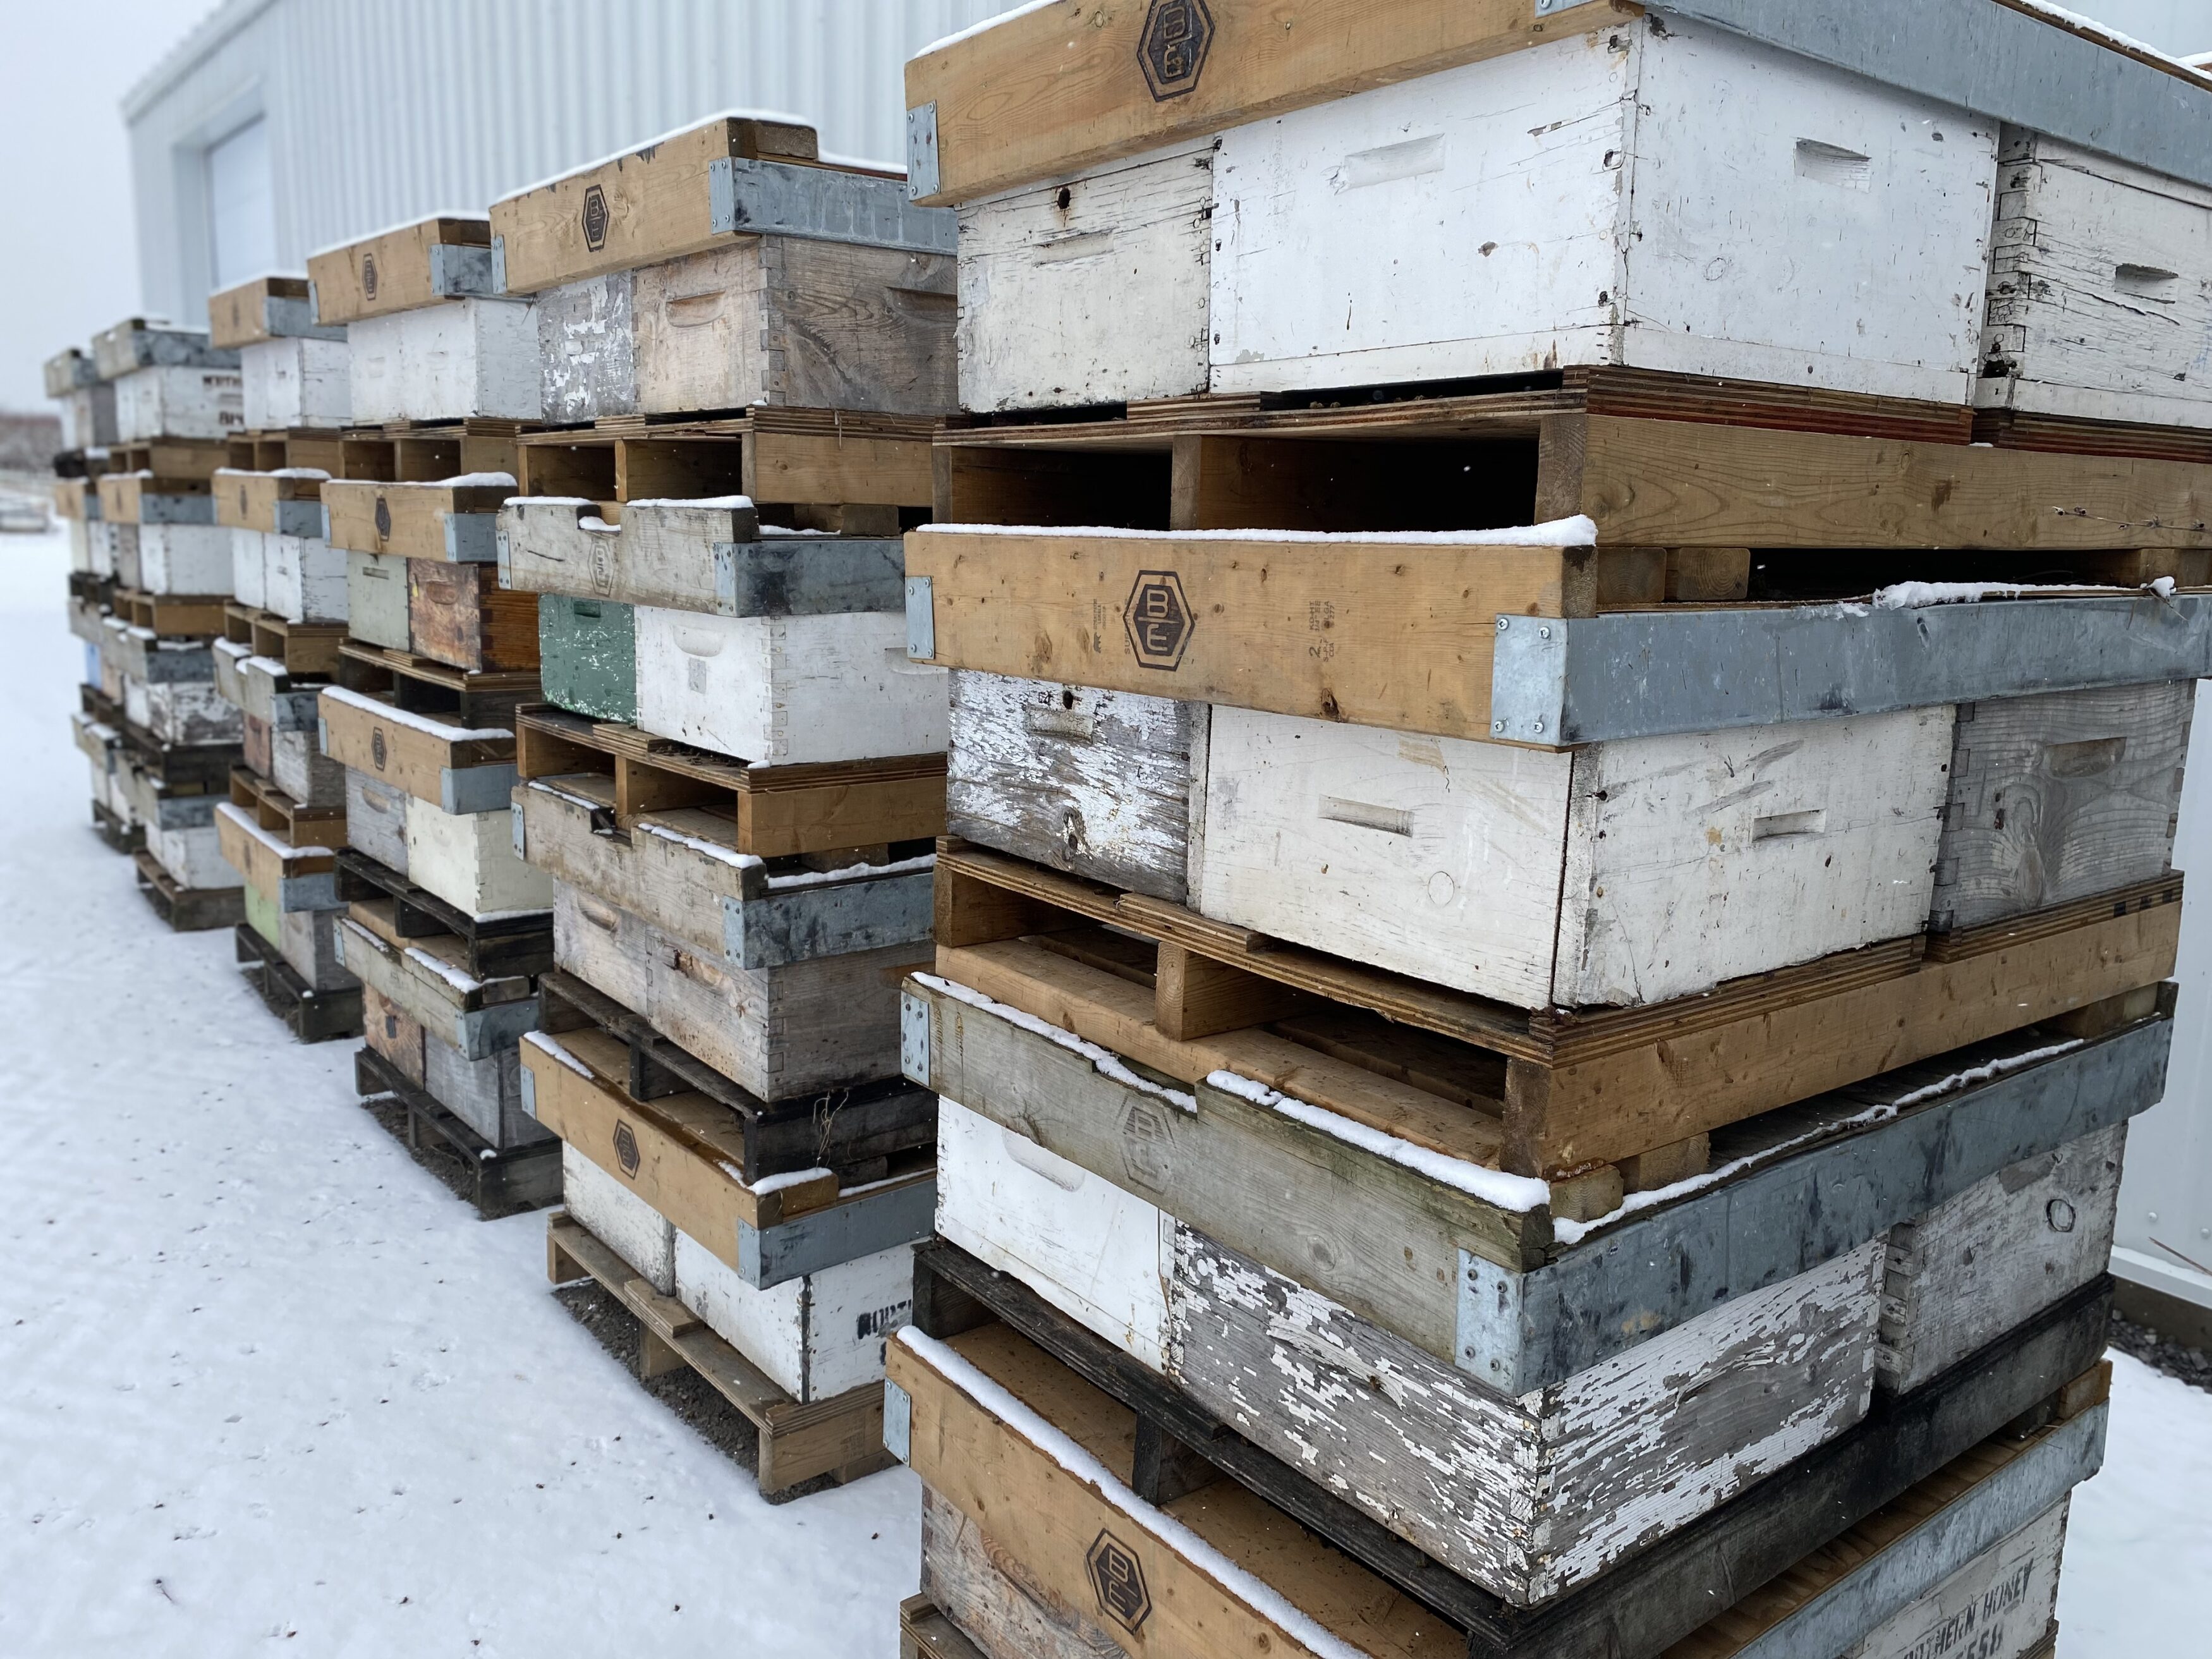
[539,595,636,723]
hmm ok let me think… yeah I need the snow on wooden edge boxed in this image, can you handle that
[1206,1070,1550,1213]
[1548,1038,2087,1246]
[320,684,513,742]
[893,1326,1370,1659]
[915,515,1600,547]
[915,973,1196,1112]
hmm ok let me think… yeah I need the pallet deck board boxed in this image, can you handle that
[534,968,935,1183]
[516,703,945,860]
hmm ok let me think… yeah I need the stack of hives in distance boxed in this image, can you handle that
[884,6,2212,1658]
[490,111,957,1494]
[205,274,362,1042]
[58,318,248,931]
[305,212,561,1213]
[52,345,130,856]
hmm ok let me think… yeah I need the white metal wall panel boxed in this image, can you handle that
[2115,679,2212,1317]
[126,0,1010,326]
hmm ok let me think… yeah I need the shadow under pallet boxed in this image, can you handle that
[232,923,363,1042]
[546,1209,896,1498]
[355,1045,561,1218]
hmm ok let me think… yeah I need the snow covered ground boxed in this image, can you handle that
[0,520,919,1654]
[0,516,2204,1655]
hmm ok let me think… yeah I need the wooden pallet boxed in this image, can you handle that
[539,968,935,1183]
[334,643,538,727]
[546,1209,895,1497]
[933,838,2180,1180]
[516,703,944,860]
[335,848,550,979]
[516,407,933,526]
[115,588,227,640]
[117,721,241,793]
[68,570,116,610]
[80,681,124,727]
[355,1045,561,1217]
[228,766,346,849]
[930,366,2212,573]
[233,923,364,1043]
[226,428,347,475]
[332,418,524,486]
[90,798,143,855]
[219,604,346,678]
[896,1244,2109,1659]
[105,438,231,482]
[898,1596,984,1659]
[132,849,245,933]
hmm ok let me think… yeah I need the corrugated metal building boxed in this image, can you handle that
[122,0,1009,324]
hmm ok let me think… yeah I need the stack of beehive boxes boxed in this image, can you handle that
[81,318,248,930]
[205,274,361,1041]
[489,113,957,1493]
[884,8,2212,1659]
[305,214,561,1211]
[51,346,133,854]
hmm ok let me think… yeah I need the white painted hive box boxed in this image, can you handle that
[961,16,2000,410]
[348,299,541,425]
[1198,704,1955,1011]
[633,606,947,767]
[1979,127,2212,428]
[264,534,348,625]
[114,365,244,441]
[1212,16,1997,400]
[242,336,352,430]
[403,793,555,919]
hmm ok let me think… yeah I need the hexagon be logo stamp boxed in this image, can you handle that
[612,1120,642,1178]
[1085,1529,1152,1634]
[362,252,379,300]
[374,494,392,541]
[370,727,387,772]
[580,184,612,252]
[1124,569,1193,671]
[1138,0,1212,102]
[1118,1098,1177,1194]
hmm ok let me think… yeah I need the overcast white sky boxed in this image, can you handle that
[1,0,2206,415]
[0,2,212,411]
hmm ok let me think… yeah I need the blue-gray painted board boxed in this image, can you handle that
[1492,597,2212,746]
[1731,1403,2105,1659]
[737,1177,936,1289]
[711,157,956,254]
[1662,0,2212,192]
[1461,1018,2171,1393]
[718,536,906,617]
[722,869,935,969]
[440,763,522,818]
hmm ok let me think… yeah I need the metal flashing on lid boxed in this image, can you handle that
[882,1378,912,1462]
[427,242,499,300]
[904,575,935,661]
[1656,0,2212,191]
[489,235,507,296]
[1490,594,2212,748]
[708,157,956,254]
[900,990,930,1088]
[906,102,940,201]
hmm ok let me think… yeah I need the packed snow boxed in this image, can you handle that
[2,517,2209,1655]
[0,521,920,1655]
